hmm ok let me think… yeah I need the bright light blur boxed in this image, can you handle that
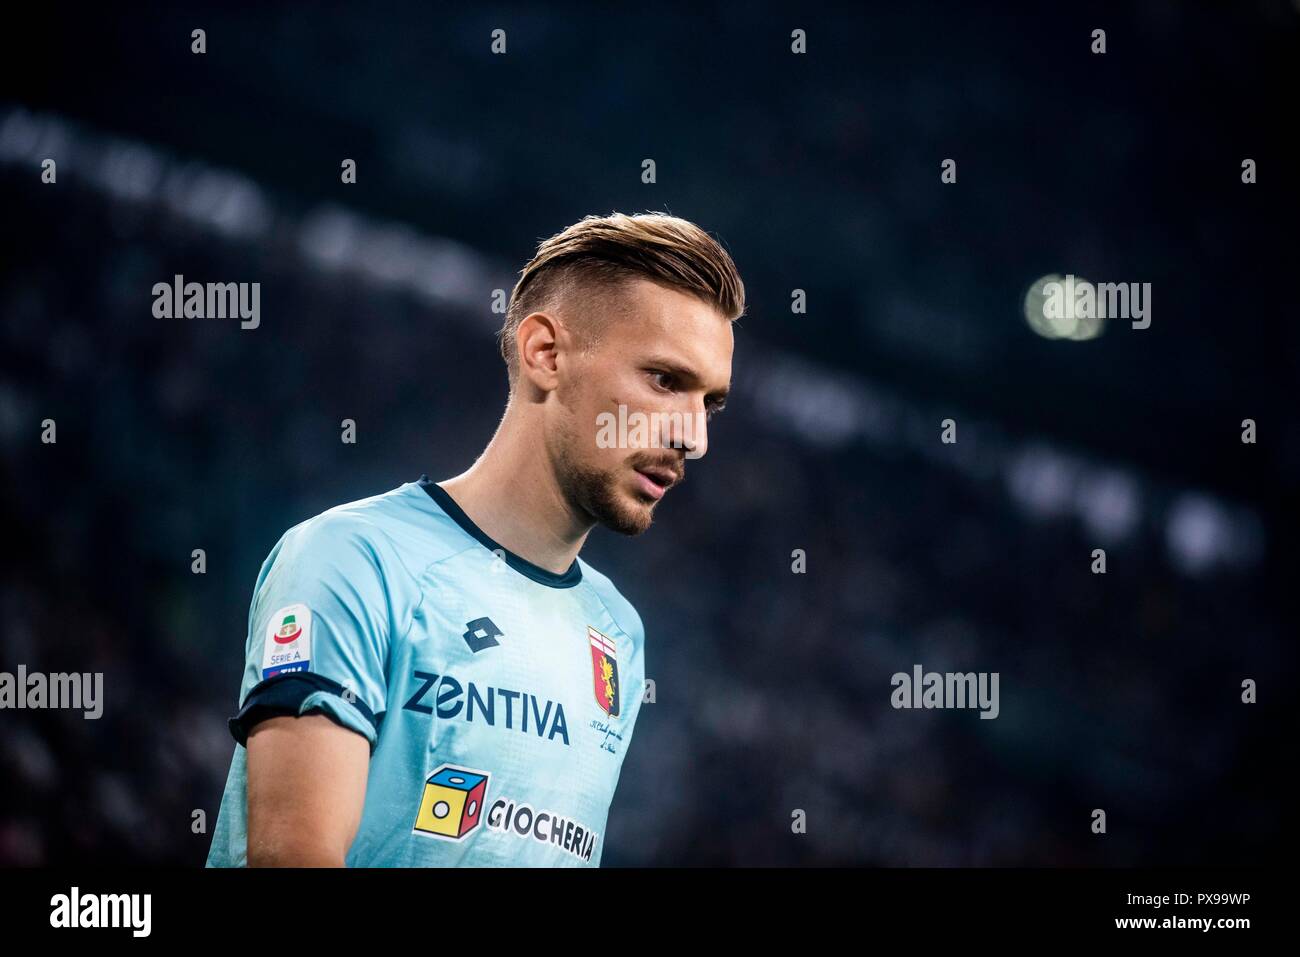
[1023,273,1106,341]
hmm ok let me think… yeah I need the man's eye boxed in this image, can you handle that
[650,371,675,391]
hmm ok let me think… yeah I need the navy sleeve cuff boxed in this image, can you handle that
[228,671,383,747]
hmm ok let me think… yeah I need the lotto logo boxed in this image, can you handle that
[462,616,503,653]
[412,765,490,840]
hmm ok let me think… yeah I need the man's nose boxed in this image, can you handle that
[661,404,708,460]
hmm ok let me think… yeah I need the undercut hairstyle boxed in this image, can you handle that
[499,211,746,386]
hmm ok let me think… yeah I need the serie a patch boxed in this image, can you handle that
[261,603,312,679]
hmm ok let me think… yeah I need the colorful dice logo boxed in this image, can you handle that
[413,765,490,840]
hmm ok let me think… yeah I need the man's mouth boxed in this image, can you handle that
[632,465,677,501]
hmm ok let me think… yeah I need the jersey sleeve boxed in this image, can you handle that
[226,511,401,752]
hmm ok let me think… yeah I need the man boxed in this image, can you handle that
[206,211,745,866]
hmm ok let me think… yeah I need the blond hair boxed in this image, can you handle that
[500,212,745,383]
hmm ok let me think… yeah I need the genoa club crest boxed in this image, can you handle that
[588,626,620,717]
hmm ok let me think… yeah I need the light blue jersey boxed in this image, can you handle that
[206,476,646,867]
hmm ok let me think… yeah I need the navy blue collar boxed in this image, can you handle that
[416,475,583,589]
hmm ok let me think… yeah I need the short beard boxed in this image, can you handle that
[552,424,654,537]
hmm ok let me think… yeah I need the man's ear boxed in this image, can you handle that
[516,310,562,392]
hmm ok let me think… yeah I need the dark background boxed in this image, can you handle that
[0,2,1295,866]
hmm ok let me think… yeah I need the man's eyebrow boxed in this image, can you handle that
[646,356,729,398]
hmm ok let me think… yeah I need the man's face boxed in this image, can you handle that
[547,277,734,535]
